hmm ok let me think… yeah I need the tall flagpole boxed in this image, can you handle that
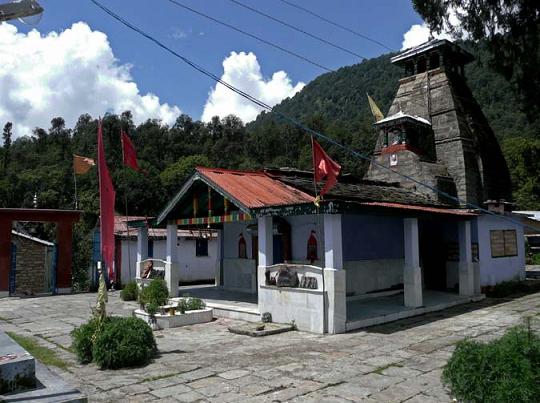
[121,130,132,283]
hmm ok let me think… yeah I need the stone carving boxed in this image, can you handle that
[299,276,318,290]
[276,266,299,288]
[261,312,272,323]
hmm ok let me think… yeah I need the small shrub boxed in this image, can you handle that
[484,280,540,298]
[146,302,159,316]
[120,281,139,301]
[177,299,188,314]
[71,318,99,364]
[92,317,156,369]
[443,323,540,403]
[139,279,169,307]
[186,297,205,311]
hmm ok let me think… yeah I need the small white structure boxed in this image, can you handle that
[114,216,218,286]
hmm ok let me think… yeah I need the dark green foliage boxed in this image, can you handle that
[71,318,99,364]
[146,302,159,316]
[138,279,169,307]
[483,280,540,298]
[92,317,156,369]
[120,281,139,301]
[442,324,540,402]
[413,0,540,120]
[176,297,205,313]
[186,297,205,311]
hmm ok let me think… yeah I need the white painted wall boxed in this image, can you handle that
[344,259,404,296]
[223,221,255,259]
[285,215,325,264]
[223,258,256,292]
[123,237,218,285]
[475,215,526,286]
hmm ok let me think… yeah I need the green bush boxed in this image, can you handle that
[484,280,540,298]
[139,279,169,307]
[71,319,99,364]
[92,317,156,370]
[120,281,139,301]
[177,299,188,314]
[443,323,540,403]
[186,297,205,311]
[146,302,159,316]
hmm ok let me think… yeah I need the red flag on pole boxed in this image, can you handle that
[121,130,141,172]
[98,119,116,283]
[312,137,341,198]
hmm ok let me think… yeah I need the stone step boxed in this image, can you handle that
[206,302,261,323]
[0,330,36,395]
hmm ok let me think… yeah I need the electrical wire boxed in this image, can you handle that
[89,0,540,233]
[164,0,334,72]
[228,0,367,60]
[277,0,396,52]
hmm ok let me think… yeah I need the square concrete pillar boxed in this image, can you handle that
[136,226,148,265]
[0,218,12,297]
[458,220,475,296]
[165,223,179,297]
[404,218,422,308]
[56,221,74,293]
[214,229,222,287]
[257,216,273,269]
[324,214,343,270]
[323,214,346,334]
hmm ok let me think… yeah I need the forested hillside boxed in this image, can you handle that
[1,42,539,288]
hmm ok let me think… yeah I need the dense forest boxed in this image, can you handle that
[1,42,539,288]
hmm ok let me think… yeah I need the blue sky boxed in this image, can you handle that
[2,1,428,135]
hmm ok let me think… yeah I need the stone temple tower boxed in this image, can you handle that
[366,39,512,207]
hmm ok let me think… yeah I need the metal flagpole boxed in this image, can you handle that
[73,170,78,209]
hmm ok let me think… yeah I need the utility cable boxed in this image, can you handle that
[89,0,540,233]
[228,0,367,60]
[278,0,396,52]
[164,0,334,72]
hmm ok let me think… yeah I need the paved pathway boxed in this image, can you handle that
[0,291,539,402]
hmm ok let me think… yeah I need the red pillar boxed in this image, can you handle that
[0,218,12,296]
[56,221,73,291]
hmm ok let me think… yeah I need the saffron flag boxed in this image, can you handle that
[367,93,384,122]
[73,154,95,175]
[97,119,116,283]
[121,131,140,172]
[312,138,341,199]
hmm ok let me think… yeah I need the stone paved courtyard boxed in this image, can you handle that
[1,291,539,402]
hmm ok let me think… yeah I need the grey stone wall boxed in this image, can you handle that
[367,67,511,207]
[12,235,49,295]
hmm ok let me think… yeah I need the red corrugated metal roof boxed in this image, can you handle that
[359,202,478,216]
[197,167,314,208]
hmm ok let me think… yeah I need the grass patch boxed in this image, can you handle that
[140,372,182,383]
[483,279,540,298]
[6,332,70,371]
[442,320,540,403]
[37,334,73,353]
[372,362,403,375]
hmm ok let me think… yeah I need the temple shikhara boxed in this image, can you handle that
[125,39,524,334]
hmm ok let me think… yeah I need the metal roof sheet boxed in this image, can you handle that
[197,167,315,209]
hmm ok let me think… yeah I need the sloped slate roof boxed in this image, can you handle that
[197,167,314,209]
[267,170,441,207]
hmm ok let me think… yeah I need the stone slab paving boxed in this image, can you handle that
[1,292,540,402]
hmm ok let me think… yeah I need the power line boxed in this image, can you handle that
[278,0,396,52]
[89,0,538,234]
[228,0,367,60]
[164,0,334,72]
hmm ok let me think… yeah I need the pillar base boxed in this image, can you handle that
[165,262,179,297]
[0,291,9,298]
[404,265,423,308]
[56,287,72,295]
[324,268,347,334]
[459,262,475,297]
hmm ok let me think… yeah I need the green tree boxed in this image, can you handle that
[2,122,13,171]
[160,154,210,198]
[412,0,540,120]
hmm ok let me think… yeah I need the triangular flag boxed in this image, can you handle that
[121,130,140,172]
[367,93,384,122]
[98,119,116,284]
[73,154,95,175]
[312,138,341,201]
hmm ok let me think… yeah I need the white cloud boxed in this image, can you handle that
[401,9,464,50]
[201,51,304,123]
[0,22,181,138]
